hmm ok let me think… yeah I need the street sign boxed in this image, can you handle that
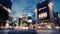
[27,12,33,17]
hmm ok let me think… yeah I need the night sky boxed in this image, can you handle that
[11,0,60,19]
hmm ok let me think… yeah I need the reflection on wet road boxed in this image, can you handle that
[0,30,60,34]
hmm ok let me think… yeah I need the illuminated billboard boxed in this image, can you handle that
[38,12,47,19]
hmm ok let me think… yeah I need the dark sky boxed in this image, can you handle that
[11,0,60,18]
[52,0,60,13]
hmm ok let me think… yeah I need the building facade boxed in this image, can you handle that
[36,0,54,23]
[0,0,12,27]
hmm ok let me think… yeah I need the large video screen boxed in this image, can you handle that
[38,12,47,19]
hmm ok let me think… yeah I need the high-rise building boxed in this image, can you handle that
[0,0,12,27]
[54,12,60,26]
[36,0,54,23]
[0,0,12,9]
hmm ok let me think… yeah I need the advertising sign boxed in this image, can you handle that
[39,12,47,19]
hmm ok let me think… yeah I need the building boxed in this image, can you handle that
[0,0,12,9]
[36,0,54,23]
[0,0,12,27]
[54,12,60,26]
[18,17,22,26]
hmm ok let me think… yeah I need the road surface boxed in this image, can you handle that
[0,30,60,34]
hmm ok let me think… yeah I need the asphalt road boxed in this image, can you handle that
[0,30,60,34]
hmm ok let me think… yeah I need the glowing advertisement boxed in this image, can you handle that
[38,12,47,19]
